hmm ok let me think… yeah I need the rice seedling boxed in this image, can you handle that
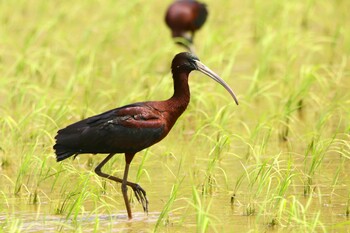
[1,0,349,232]
[190,186,218,233]
[200,132,231,196]
[231,172,245,207]
[154,176,184,231]
[278,66,316,141]
[346,194,350,218]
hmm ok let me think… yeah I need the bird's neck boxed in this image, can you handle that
[168,72,190,114]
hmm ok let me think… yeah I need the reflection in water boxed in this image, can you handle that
[0,211,162,232]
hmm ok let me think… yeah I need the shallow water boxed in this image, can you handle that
[1,146,349,232]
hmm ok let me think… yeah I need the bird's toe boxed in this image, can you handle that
[132,184,149,213]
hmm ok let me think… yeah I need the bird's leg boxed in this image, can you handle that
[94,153,116,176]
[188,32,196,55]
[94,154,137,186]
[188,43,196,55]
[121,160,132,219]
[94,153,148,218]
[123,153,149,216]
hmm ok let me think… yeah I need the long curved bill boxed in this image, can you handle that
[195,60,239,105]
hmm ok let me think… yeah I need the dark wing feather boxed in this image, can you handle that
[54,103,165,161]
[193,2,208,29]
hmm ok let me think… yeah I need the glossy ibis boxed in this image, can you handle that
[53,52,238,220]
[165,0,208,53]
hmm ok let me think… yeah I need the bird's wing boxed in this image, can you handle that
[194,3,208,29]
[54,103,166,156]
[86,103,164,128]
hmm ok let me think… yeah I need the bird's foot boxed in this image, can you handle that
[131,184,149,213]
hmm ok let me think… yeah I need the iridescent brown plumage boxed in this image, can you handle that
[53,52,238,219]
[165,0,208,53]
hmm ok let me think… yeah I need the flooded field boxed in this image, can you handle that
[1,0,350,232]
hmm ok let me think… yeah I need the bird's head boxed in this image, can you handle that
[171,52,239,105]
[171,52,199,73]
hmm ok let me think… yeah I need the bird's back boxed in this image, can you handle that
[165,0,208,32]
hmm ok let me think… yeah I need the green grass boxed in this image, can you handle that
[1,0,350,232]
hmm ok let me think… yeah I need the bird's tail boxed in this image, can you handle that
[53,144,76,162]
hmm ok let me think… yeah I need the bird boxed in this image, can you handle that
[165,0,208,54]
[53,52,238,220]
